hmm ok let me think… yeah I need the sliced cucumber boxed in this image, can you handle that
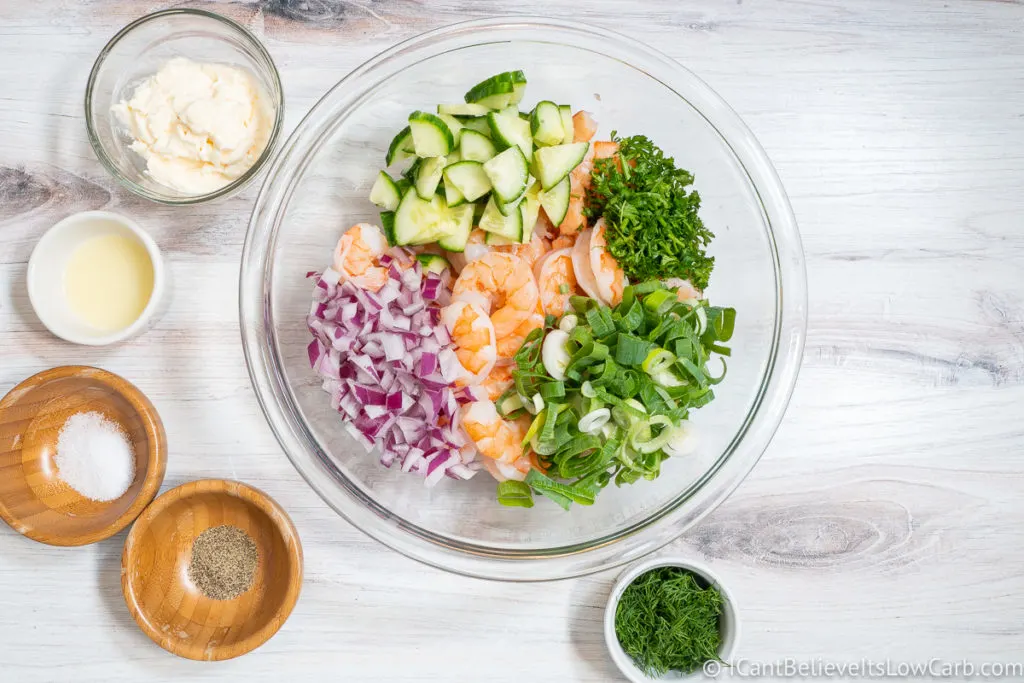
[459,129,497,163]
[438,204,474,252]
[487,111,532,159]
[401,158,421,185]
[395,177,412,197]
[484,232,517,246]
[437,113,464,146]
[534,141,589,190]
[369,170,401,211]
[386,126,416,166]
[508,70,527,106]
[538,175,571,226]
[380,211,397,246]
[393,190,451,245]
[496,196,522,217]
[482,146,529,204]
[415,156,446,199]
[461,116,492,136]
[443,160,492,202]
[479,195,523,242]
[415,253,451,275]
[446,148,462,165]
[499,104,521,120]
[520,183,541,242]
[558,105,574,144]
[408,111,455,157]
[438,103,492,117]
[465,72,516,109]
[531,101,564,147]
[443,175,466,207]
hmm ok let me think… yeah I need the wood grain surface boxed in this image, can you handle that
[121,479,302,662]
[1,0,1023,680]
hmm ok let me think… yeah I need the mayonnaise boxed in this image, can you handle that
[112,57,274,195]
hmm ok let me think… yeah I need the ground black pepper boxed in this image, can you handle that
[188,525,258,600]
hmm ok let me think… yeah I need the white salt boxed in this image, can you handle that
[55,411,136,502]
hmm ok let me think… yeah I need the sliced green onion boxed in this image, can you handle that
[615,334,655,366]
[578,408,611,434]
[497,481,534,508]
[531,393,545,413]
[522,411,545,447]
[631,415,674,453]
[526,469,596,509]
[580,380,597,398]
[642,288,673,314]
[641,348,675,375]
[539,381,566,400]
[558,314,578,333]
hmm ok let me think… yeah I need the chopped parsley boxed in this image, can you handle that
[586,134,715,291]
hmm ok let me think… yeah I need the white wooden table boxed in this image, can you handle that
[2,1,1023,680]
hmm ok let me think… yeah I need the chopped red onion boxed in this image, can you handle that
[306,260,476,485]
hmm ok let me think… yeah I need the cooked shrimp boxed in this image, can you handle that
[534,248,578,317]
[571,227,601,300]
[461,399,526,465]
[452,252,540,343]
[441,299,496,385]
[497,300,544,358]
[499,231,550,268]
[572,111,598,143]
[666,278,702,302]
[333,223,389,291]
[482,362,514,401]
[590,219,626,306]
[559,144,595,235]
[550,234,575,251]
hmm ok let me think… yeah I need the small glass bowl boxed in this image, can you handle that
[84,9,284,205]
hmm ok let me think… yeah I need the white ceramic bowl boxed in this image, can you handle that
[605,556,739,681]
[27,210,165,345]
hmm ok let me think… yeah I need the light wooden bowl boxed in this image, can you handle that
[0,365,166,546]
[121,479,303,661]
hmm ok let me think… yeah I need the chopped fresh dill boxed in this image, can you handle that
[614,567,724,676]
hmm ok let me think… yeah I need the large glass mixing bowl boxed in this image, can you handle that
[241,18,807,581]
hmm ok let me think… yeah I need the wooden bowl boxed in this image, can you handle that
[121,479,303,661]
[0,365,167,546]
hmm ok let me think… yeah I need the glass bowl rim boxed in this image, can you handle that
[240,16,808,581]
[83,8,286,206]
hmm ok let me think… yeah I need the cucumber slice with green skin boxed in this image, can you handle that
[438,103,493,117]
[369,171,401,211]
[443,175,466,207]
[408,111,455,157]
[479,195,523,241]
[520,184,541,242]
[487,111,533,159]
[461,116,492,136]
[415,156,446,200]
[394,190,451,245]
[415,253,451,275]
[395,177,412,197]
[558,105,574,144]
[380,211,397,246]
[496,196,522,217]
[484,231,517,246]
[402,158,422,185]
[531,101,564,147]
[438,204,474,252]
[459,129,497,163]
[443,160,492,202]
[437,113,464,146]
[499,105,521,119]
[508,70,527,106]
[386,126,416,166]
[534,141,589,190]
[465,73,516,109]
[538,175,571,226]
[482,146,529,204]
